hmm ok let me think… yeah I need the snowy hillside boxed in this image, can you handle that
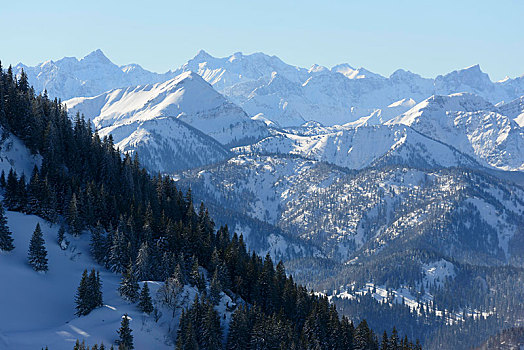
[0,128,41,177]
[0,211,172,349]
[65,71,269,148]
[0,127,236,350]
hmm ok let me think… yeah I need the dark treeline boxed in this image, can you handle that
[1,63,420,349]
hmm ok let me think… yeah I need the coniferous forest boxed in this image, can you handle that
[0,63,423,349]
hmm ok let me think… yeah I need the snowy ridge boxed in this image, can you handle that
[19,50,524,127]
[173,51,524,127]
[388,93,524,171]
[235,124,480,170]
[65,71,269,147]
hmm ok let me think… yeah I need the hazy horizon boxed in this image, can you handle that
[1,0,523,81]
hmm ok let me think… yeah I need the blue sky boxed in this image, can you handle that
[1,0,522,80]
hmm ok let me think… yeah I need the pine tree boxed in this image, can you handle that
[227,305,252,350]
[28,223,48,271]
[117,314,134,350]
[17,173,27,211]
[135,241,152,281]
[75,270,90,316]
[389,327,399,350]
[27,166,42,214]
[90,222,107,264]
[109,228,129,273]
[67,193,81,236]
[119,261,139,303]
[4,169,19,210]
[209,269,222,305]
[90,270,103,308]
[138,282,154,314]
[0,205,14,251]
[381,331,389,350]
[202,300,222,350]
[75,269,103,316]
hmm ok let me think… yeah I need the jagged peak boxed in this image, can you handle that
[437,63,492,82]
[81,49,112,64]
[194,49,213,60]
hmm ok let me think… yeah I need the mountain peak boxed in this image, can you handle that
[463,64,481,71]
[81,49,111,64]
[195,49,212,60]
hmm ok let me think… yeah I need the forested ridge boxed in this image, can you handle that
[0,62,421,349]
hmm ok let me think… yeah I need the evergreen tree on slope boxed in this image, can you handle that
[138,282,154,314]
[0,204,14,251]
[117,314,134,350]
[28,223,47,271]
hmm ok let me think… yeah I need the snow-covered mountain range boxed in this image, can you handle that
[17,50,524,128]
[7,49,524,349]
[16,49,176,101]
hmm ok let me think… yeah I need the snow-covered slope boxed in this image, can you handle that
[0,211,171,349]
[235,124,479,170]
[0,128,41,177]
[388,93,524,171]
[66,71,269,147]
[15,49,176,100]
[98,117,231,173]
[0,127,236,349]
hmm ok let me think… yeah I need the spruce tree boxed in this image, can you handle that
[89,269,103,309]
[67,193,81,236]
[202,301,222,350]
[90,222,107,264]
[138,282,154,314]
[135,241,152,281]
[117,314,134,350]
[389,327,399,350]
[4,169,19,210]
[227,305,252,350]
[28,223,48,271]
[0,205,14,251]
[75,269,103,316]
[75,269,90,316]
[209,270,222,305]
[119,261,139,303]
